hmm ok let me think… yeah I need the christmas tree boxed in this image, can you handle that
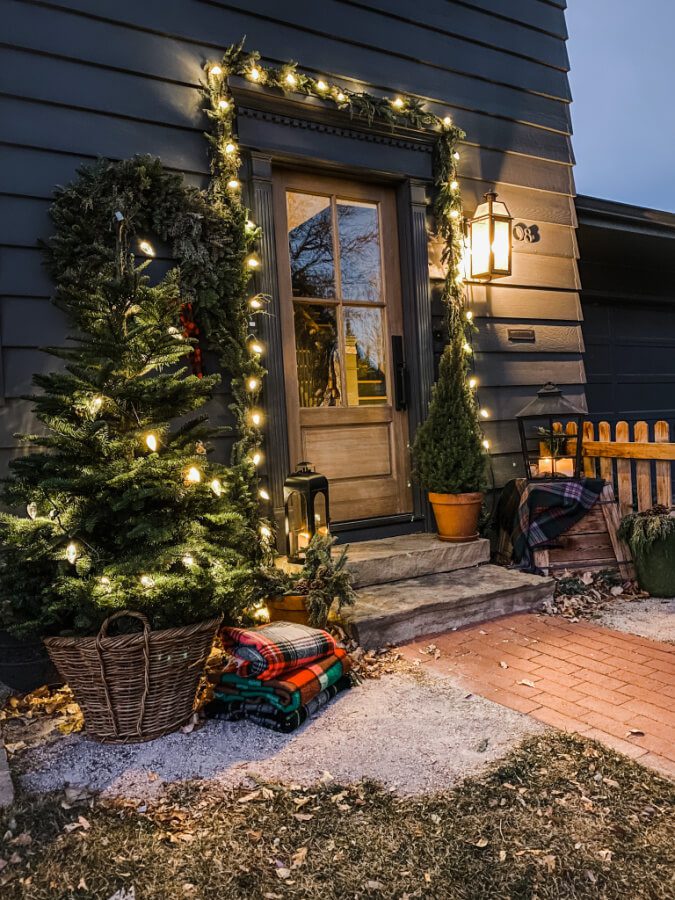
[412,303,487,494]
[0,217,255,638]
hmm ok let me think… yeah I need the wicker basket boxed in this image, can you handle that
[44,611,221,743]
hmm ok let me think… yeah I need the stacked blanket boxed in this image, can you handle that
[208,622,352,732]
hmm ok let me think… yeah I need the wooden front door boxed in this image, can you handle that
[273,169,413,524]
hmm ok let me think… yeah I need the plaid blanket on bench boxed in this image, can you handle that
[215,648,351,713]
[207,675,352,733]
[220,621,337,680]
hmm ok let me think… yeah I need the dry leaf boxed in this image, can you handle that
[474,837,489,848]
[366,881,384,890]
[78,877,88,890]
[291,847,308,869]
[543,854,556,873]
[517,679,537,688]
[275,867,292,880]
[237,790,261,804]
[626,729,645,737]
[292,813,313,822]
[499,850,507,863]
[499,661,509,669]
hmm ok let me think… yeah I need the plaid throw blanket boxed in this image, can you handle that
[498,477,605,569]
[215,648,351,713]
[207,675,352,733]
[220,622,337,680]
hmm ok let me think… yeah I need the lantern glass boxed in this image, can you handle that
[313,491,329,535]
[469,191,512,280]
[286,490,309,563]
[515,384,586,482]
[283,462,331,563]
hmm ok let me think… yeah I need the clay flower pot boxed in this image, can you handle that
[428,492,484,543]
[267,593,311,626]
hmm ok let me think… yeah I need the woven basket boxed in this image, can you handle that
[44,611,221,743]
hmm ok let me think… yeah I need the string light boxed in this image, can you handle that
[248,65,261,81]
[480,409,490,419]
[210,478,223,497]
[251,451,262,466]
[465,310,473,321]
[138,239,155,257]
[224,142,237,154]
[209,65,222,77]
[450,180,459,191]
[182,554,195,567]
[26,502,38,520]
[91,396,103,412]
[254,606,270,622]
[250,410,263,427]
[316,79,328,92]
[249,297,263,310]
[285,72,297,87]
[259,488,270,501]
[249,340,264,355]
[453,151,460,160]
[482,439,491,450]
[186,466,201,484]
[246,254,260,270]
[463,341,472,353]
[443,115,453,126]
[450,209,460,220]
[140,574,155,588]
[145,433,158,452]
[260,525,272,539]
[218,98,230,110]
[66,542,78,564]
[469,377,477,389]
[245,219,256,233]
[227,178,240,190]
[336,91,347,102]
[392,96,405,109]
[246,377,260,392]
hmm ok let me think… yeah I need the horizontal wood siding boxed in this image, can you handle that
[0,0,580,487]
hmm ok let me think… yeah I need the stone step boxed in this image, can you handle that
[341,565,554,650]
[342,533,490,588]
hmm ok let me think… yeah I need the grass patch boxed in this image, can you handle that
[1,732,673,899]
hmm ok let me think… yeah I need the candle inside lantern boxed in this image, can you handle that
[297,531,311,552]
[537,456,574,477]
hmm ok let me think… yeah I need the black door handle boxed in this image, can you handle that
[391,335,409,411]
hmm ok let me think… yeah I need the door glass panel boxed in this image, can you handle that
[294,304,341,408]
[337,200,382,302]
[343,307,387,406]
[286,192,335,298]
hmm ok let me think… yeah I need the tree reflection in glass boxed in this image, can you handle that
[287,193,335,298]
[293,304,341,407]
[344,307,387,406]
[338,201,382,302]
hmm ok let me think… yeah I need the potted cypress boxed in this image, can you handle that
[618,506,675,597]
[412,305,487,542]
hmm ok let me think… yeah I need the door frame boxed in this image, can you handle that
[234,77,436,539]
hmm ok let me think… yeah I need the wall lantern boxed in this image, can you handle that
[468,190,513,280]
[515,383,587,481]
[283,461,330,563]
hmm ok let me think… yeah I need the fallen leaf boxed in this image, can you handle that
[473,838,489,848]
[499,661,509,669]
[275,867,292,880]
[543,854,556,873]
[366,881,384,890]
[291,847,308,869]
[626,729,645,738]
[517,679,537,688]
[499,850,507,863]
[237,790,261,804]
[598,849,613,863]
[78,877,88,890]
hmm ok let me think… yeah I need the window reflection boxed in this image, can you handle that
[294,304,341,407]
[337,201,382,302]
[287,193,335,298]
[344,307,387,406]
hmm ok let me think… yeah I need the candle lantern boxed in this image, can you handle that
[515,383,587,482]
[283,461,330,563]
[468,190,513,281]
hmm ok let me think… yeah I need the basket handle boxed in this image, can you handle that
[95,610,152,740]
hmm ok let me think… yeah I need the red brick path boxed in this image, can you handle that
[400,613,675,779]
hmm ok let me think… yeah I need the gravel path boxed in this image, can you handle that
[596,597,675,642]
[19,673,540,798]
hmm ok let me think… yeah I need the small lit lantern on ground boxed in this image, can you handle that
[516,383,586,481]
[469,190,512,280]
[283,461,330,563]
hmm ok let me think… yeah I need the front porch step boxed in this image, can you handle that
[343,533,490,588]
[341,565,554,650]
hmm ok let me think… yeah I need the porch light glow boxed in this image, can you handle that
[185,466,201,484]
[145,433,158,452]
[469,190,513,281]
[139,239,155,257]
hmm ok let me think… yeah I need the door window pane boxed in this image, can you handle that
[287,192,335,298]
[294,304,341,408]
[337,200,382,302]
[344,307,387,406]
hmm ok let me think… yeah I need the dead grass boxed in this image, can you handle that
[1,732,673,899]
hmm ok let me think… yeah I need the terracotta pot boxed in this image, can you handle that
[428,491,484,543]
[267,594,310,626]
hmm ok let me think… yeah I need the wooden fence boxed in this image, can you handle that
[558,420,675,516]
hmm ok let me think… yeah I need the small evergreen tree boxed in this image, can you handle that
[412,304,487,494]
[0,221,255,638]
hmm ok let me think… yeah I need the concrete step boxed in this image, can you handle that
[341,565,554,649]
[342,533,490,588]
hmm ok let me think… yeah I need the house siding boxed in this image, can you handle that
[0,0,581,488]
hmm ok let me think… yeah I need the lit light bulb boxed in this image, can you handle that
[210,478,223,497]
[450,209,460,219]
[453,151,460,160]
[246,255,260,269]
[249,297,263,310]
[316,80,328,92]
[227,178,240,190]
[443,115,453,126]
[218,98,230,110]
[469,377,477,389]
[259,488,270,501]
[336,91,346,102]
[450,180,459,191]
[249,340,264,355]
[186,466,201,484]
[254,606,270,622]
[145,433,158,452]
[26,502,38,520]
[245,219,256,233]
[91,396,103,412]
[140,574,155,588]
[250,410,263,427]
[247,377,260,392]
[285,72,297,87]
[260,525,272,539]
[139,239,155,257]
[251,451,262,466]
[182,554,195,567]
[66,542,78,564]
[248,66,261,81]
[209,65,222,77]
[392,96,405,109]
[482,439,491,450]
[480,409,490,419]
[463,341,472,353]
[465,310,473,321]
[225,142,236,154]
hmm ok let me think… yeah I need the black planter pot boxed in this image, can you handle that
[0,630,62,694]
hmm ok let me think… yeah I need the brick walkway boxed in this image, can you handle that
[400,613,675,779]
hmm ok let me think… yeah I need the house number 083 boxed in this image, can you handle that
[513,223,540,243]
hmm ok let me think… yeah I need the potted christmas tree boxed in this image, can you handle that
[0,215,255,742]
[412,304,487,542]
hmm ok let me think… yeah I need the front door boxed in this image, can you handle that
[273,169,413,524]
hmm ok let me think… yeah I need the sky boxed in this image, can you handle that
[566,0,675,212]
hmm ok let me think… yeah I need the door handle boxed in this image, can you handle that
[391,335,409,411]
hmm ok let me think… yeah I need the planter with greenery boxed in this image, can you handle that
[258,534,355,629]
[618,506,675,597]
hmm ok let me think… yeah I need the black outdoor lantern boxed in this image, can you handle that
[283,461,330,563]
[515,383,587,482]
[469,190,513,280]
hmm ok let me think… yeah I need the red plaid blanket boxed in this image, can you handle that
[220,621,338,680]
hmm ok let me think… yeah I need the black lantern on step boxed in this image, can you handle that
[283,462,330,563]
[515,383,587,482]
